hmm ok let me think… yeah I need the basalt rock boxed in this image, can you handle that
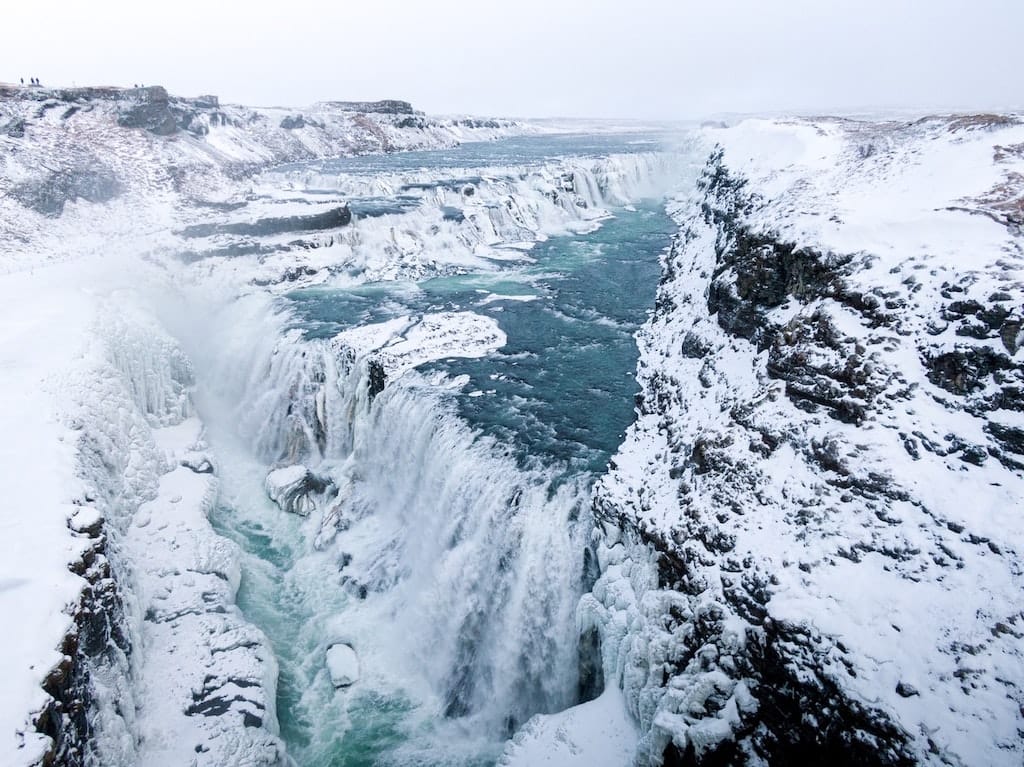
[34,512,130,767]
[12,164,123,216]
[321,99,415,115]
[179,204,351,239]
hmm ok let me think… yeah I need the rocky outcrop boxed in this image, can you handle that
[178,204,351,239]
[321,99,415,114]
[33,506,128,767]
[116,86,179,135]
[11,164,123,216]
[265,465,335,516]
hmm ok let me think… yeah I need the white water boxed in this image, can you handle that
[175,301,590,764]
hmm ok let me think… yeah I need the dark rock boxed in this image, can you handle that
[35,521,130,767]
[895,682,919,698]
[12,165,123,217]
[1000,317,1022,354]
[179,204,351,239]
[280,114,306,130]
[577,626,604,704]
[925,345,1014,396]
[987,421,1024,455]
[958,444,989,465]
[397,115,427,129]
[366,360,387,401]
[117,86,179,135]
[5,117,25,137]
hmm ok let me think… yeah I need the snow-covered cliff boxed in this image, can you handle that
[582,115,1024,765]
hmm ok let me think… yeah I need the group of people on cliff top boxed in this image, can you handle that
[20,77,41,86]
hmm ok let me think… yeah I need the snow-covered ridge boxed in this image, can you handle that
[585,114,1024,765]
[63,296,286,766]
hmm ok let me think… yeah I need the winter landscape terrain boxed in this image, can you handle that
[0,79,1022,767]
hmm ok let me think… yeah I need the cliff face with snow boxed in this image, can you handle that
[7,78,1024,767]
[586,116,1024,765]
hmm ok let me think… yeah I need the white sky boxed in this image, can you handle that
[5,0,1023,118]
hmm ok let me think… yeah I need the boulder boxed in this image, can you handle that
[265,465,333,516]
[326,643,359,687]
[69,506,103,537]
[280,114,306,130]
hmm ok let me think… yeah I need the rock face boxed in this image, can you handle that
[35,505,128,767]
[586,116,1024,766]
[179,205,351,239]
[11,164,123,216]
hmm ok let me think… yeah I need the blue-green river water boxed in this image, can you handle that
[206,131,686,766]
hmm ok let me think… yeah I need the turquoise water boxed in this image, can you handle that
[288,199,674,474]
[206,132,682,766]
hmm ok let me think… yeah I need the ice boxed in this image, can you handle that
[499,688,639,767]
[333,311,507,378]
[590,114,1024,765]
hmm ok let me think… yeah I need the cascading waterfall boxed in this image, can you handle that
[157,134,691,765]
[185,316,595,764]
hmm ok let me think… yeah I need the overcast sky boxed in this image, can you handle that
[5,0,1023,118]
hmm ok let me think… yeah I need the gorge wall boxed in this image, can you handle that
[582,116,1024,766]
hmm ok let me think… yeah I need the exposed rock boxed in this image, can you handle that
[179,204,351,239]
[5,117,25,137]
[11,165,123,216]
[367,359,387,400]
[589,120,1024,767]
[116,86,179,135]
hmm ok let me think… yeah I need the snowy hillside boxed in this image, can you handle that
[0,85,525,272]
[582,115,1024,765]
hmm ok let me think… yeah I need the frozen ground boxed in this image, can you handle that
[4,81,1023,767]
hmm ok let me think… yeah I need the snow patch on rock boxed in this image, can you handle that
[325,644,360,688]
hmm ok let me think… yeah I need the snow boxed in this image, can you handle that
[8,80,1020,767]
[0,260,98,766]
[499,688,639,767]
[333,311,508,378]
[0,85,551,765]
[591,113,1024,764]
[325,644,360,688]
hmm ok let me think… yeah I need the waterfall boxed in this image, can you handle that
[156,138,690,763]
[171,291,596,762]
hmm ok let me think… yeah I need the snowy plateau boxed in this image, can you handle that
[0,81,1023,767]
